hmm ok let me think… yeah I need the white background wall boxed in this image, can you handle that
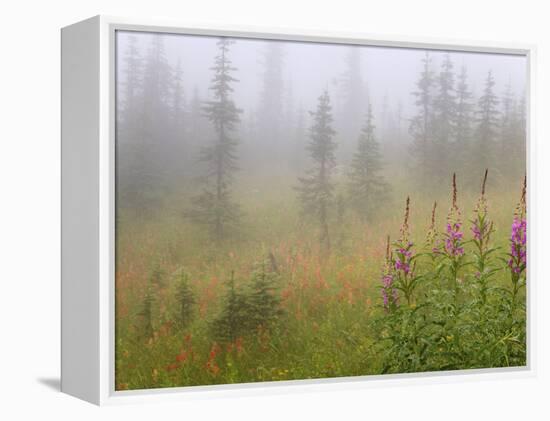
[1,0,548,419]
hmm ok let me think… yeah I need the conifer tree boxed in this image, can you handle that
[211,271,249,343]
[515,95,527,173]
[138,282,155,339]
[432,54,457,179]
[186,38,242,242]
[174,269,195,329]
[341,47,366,140]
[121,34,174,216]
[409,52,435,189]
[117,35,145,213]
[348,104,391,222]
[170,59,187,174]
[471,71,500,182]
[257,42,285,162]
[499,80,517,177]
[119,35,143,124]
[297,90,337,255]
[247,260,283,329]
[454,66,474,174]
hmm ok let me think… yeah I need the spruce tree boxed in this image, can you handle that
[409,52,435,189]
[257,42,285,162]
[117,35,145,214]
[454,66,474,175]
[121,33,173,217]
[499,80,518,178]
[514,95,527,176]
[247,260,283,329]
[170,59,187,175]
[339,46,367,155]
[211,271,249,343]
[432,53,456,179]
[471,71,500,183]
[296,90,337,255]
[119,34,142,124]
[348,104,391,222]
[138,282,155,339]
[174,269,195,330]
[186,38,242,242]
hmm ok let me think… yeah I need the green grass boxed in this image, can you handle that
[114,175,526,391]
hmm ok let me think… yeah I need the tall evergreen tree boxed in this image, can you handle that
[454,66,474,174]
[499,80,516,176]
[168,59,187,180]
[120,34,174,216]
[432,53,457,179]
[471,70,500,183]
[257,42,285,163]
[297,90,337,255]
[119,34,143,124]
[348,103,391,222]
[117,35,145,213]
[409,52,435,189]
[186,38,242,242]
[339,46,366,158]
[500,84,526,180]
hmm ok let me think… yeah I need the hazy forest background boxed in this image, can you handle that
[115,31,527,390]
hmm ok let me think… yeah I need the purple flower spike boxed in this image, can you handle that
[508,216,527,274]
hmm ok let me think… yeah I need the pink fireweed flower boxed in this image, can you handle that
[471,225,481,241]
[394,197,415,277]
[508,216,526,274]
[381,235,399,311]
[444,174,464,258]
[470,169,493,249]
[508,175,527,275]
[425,201,439,253]
[445,222,465,257]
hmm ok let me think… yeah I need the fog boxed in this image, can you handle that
[118,31,525,121]
[115,30,527,216]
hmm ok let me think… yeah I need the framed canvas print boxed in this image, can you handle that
[61,16,534,405]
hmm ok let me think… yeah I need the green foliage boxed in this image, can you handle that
[296,90,337,254]
[371,176,526,373]
[409,52,436,189]
[186,38,242,242]
[468,71,501,185]
[137,282,155,339]
[211,271,250,343]
[247,260,284,329]
[432,54,456,181]
[149,260,165,288]
[348,104,391,222]
[211,259,284,344]
[174,269,196,330]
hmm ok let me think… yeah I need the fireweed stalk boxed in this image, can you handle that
[508,176,527,308]
[425,201,440,261]
[442,174,465,298]
[470,169,495,304]
[381,235,399,311]
[392,197,419,306]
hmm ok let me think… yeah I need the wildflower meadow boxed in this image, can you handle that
[114,31,527,390]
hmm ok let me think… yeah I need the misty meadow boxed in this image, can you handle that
[114,31,527,390]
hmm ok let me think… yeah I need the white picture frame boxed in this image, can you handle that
[61,15,536,405]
